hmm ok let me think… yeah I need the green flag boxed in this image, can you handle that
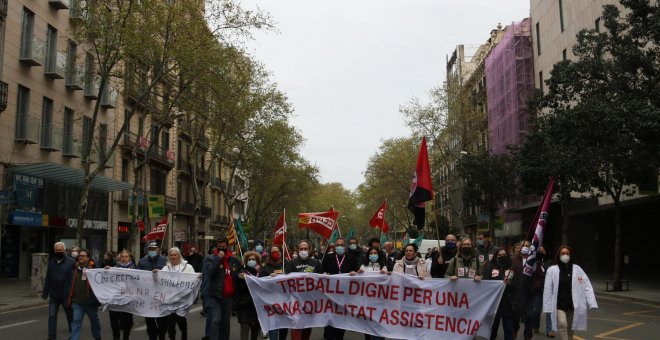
[235,217,248,251]
[379,232,388,246]
[345,226,356,241]
[413,231,424,248]
[329,228,339,244]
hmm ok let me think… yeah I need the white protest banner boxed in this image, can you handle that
[246,272,505,339]
[87,268,201,317]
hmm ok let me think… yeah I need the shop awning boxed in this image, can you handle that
[11,162,132,192]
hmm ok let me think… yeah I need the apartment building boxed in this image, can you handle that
[530,0,659,277]
[442,26,505,237]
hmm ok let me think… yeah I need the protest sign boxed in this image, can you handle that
[246,272,504,339]
[87,268,201,317]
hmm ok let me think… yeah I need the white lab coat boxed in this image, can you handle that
[542,264,598,331]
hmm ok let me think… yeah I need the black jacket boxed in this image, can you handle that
[43,256,75,300]
[204,254,240,299]
[285,257,323,274]
[322,253,360,274]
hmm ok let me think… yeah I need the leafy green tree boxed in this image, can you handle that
[520,0,660,290]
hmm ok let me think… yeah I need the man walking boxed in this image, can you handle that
[43,241,74,340]
[205,239,240,340]
[67,249,101,340]
[137,241,168,340]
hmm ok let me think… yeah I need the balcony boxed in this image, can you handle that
[120,132,174,168]
[100,86,118,108]
[177,118,190,137]
[177,158,191,174]
[125,73,151,108]
[62,137,82,158]
[66,64,84,90]
[49,0,70,10]
[0,81,8,112]
[19,34,46,66]
[15,115,40,144]
[40,124,62,151]
[211,177,221,190]
[179,201,195,215]
[69,0,86,23]
[0,0,8,20]
[84,76,99,99]
[200,206,212,218]
[45,51,67,79]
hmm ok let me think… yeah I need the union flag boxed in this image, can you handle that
[298,209,339,239]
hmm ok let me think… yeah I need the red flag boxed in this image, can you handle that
[273,212,287,246]
[369,200,389,233]
[523,178,555,277]
[298,209,339,239]
[143,217,167,241]
[408,137,434,229]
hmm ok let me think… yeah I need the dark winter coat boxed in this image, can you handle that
[484,261,518,318]
[204,254,240,299]
[236,266,260,325]
[67,264,100,307]
[137,254,167,271]
[43,255,75,301]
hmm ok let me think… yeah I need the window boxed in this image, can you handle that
[99,123,108,162]
[595,18,601,33]
[82,116,92,156]
[15,85,30,142]
[66,40,77,81]
[20,8,35,59]
[535,22,541,55]
[162,130,170,153]
[45,25,57,73]
[562,49,567,61]
[41,97,54,149]
[539,71,544,93]
[150,168,167,195]
[559,0,565,32]
[150,124,159,147]
[63,107,74,154]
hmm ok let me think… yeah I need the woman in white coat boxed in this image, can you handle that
[161,247,196,340]
[542,245,597,340]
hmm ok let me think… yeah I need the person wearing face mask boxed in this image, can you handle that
[444,238,482,281]
[237,251,262,340]
[107,250,135,340]
[285,240,323,340]
[138,241,168,340]
[357,247,387,340]
[321,237,360,340]
[543,246,597,340]
[347,237,365,262]
[205,239,240,340]
[259,246,288,340]
[476,231,499,266]
[431,234,458,278]
[393,243,428,279]
[484,249,518,340]
[253,240,267,258]
[69,246,80,260]
[43,241,75,340]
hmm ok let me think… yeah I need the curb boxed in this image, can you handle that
[594,291,660,305]
[0,300,48,314]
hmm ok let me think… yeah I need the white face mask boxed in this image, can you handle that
[298,250,309,259]
[521,247,530,256]
[560,255,570,264]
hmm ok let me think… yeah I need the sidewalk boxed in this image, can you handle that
[590,276,660,305]
[0,279,47,313]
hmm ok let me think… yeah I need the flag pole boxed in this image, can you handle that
[236,219,244,259]
[159,217,168,251]
[282,209,286,273]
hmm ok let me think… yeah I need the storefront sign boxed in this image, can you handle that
[174,230,187,241]
[148,195,165,218]
[67,218,109,230]
[118,222,131,235]
[14,174,44,209]
[10,210,44,226]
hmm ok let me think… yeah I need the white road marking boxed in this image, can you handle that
[0,320,38,330]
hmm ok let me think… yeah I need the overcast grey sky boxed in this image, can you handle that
[241,0,530,191]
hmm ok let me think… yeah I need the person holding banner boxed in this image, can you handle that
[285,240,323,340]
[444,238,482,281]
[359,246,387,274]
[67,249,102,340]
[484,248,518,340]
[205,239,240,340]
[543,246,597,340]
[237,251,263,340]
[106,250,136,340]
[138,241,169,340]
[259,245,288,340]
[392,243,428,279]
[161,247,196,340]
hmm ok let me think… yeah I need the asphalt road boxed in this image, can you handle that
[0,294,658,339]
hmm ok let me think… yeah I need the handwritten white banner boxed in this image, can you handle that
[246,272,504,339]
[87,268,201,317]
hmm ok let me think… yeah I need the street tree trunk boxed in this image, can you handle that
[612,196,623,291]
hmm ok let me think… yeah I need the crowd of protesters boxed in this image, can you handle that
[43,231,596,340]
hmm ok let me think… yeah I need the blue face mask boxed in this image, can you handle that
[247,260,257,268]
[148,250,158,258]
[349,244,358,250]
[369,254,379,263]
[445,242,456,250]
[477,239,485,247]
[335,246,345,256]
[255,245,263,253]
